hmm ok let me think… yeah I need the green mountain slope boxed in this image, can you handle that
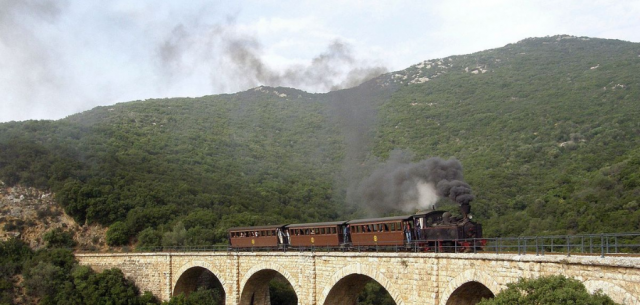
[374,35,640,235]
[1,35,639,245]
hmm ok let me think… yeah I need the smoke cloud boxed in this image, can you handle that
[354,150,473,215]
[155,19,387,93]
[0,0,70,121]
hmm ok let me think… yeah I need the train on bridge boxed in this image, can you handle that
[228,206,484,252]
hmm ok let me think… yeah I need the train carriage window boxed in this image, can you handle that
[314,228,319,235]
[331,227,336,234]
[390,223,395,231]
[320,228,326,234]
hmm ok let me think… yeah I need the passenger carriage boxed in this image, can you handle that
[286,221,346,249]
[228,224,285,249]
[347,215,413,248]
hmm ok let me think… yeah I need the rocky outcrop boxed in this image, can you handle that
[0,181,107,250]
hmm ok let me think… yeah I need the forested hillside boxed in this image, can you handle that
[1,35,639,248]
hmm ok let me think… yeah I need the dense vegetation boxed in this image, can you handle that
[477,275,617,304]
[0,238,157,305]
[1,35,639,245]
[374,36,640,236]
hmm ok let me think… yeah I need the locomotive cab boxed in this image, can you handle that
[412,206,483,252]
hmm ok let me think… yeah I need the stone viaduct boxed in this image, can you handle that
[76,251,640,305]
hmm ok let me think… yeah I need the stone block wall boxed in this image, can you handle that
[76,251,640,305]
[76,253,171,300]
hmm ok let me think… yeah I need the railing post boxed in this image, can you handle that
[517,238,521,255]
[523,238,527,255]
[566,235,570,257]
[535,236,539,256]
[601,234,605,258]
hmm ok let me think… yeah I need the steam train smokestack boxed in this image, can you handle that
[356,152,473,216]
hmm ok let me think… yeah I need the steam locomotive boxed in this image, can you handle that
[228,204,484,252]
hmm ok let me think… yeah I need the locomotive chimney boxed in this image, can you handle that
[460,203,471,219]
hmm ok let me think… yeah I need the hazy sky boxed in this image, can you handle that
[1,0,639,123]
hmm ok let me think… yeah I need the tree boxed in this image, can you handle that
[162,222,187,248]
[43,228,77,248]
[106,221,130,246]
[477,275,618,305]
[162,287,222,305]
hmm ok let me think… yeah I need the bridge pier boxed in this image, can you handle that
[76,252,640,305]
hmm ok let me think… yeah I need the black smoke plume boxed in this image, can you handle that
[155,19,387,93]
[354,151,473,215]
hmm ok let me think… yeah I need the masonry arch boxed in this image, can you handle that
[318,263,404,305]
[439,269,500,305]
[584,279,639,305]
[173,261,226,303]
[239,263,299,305]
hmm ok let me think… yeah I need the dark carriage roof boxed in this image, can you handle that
[286,221,347,228]
[414,210,446,217]
[347,215,412,224]
[227,224,286,231]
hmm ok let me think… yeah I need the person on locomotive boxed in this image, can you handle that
[404,222,412,242]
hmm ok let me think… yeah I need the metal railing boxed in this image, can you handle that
[78,232,640,257]
[482,233,640,257]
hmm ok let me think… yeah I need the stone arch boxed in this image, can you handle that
[173,260,227,300]
[239,262,300,305]
[439,269,500,305]
[584,280,639,305]
[318,263,404,305]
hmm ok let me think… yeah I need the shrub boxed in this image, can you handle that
[477,275,618,305]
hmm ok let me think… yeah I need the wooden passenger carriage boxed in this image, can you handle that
[347,215,412,247]
[287,221,346,248]
[228,224,285,248]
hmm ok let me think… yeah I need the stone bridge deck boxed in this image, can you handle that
[76,251,640,305]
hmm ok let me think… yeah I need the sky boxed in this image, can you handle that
[1,0,639,123]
